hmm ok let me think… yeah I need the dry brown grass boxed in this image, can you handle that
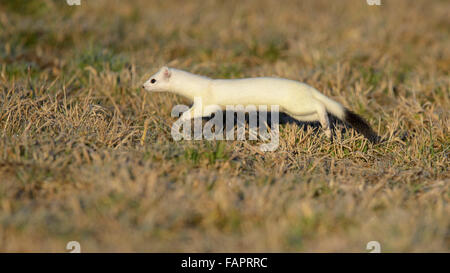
[0,0,449,252]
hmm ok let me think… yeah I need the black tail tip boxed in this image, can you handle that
[344,109,381,144]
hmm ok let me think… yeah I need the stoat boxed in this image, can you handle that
[143,66,380,143]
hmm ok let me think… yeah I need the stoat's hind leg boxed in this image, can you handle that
[315,103,331,139]
[291,113,319,122]
[292,104,331,139]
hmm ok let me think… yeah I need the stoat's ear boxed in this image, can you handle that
[161,66,171,79]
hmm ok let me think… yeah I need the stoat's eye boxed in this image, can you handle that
[151,79,156,84]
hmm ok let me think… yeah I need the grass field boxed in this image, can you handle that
[0,0,448,252]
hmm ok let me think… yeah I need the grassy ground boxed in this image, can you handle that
[0,0,448,252]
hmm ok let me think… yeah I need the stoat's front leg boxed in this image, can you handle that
[179,103,221,121]
[179,106,200,122]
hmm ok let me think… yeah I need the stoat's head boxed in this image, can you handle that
[143,66,172,92]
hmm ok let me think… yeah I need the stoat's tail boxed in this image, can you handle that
[313,92,380,143]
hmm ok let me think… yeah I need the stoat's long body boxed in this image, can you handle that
[143,66,379,143]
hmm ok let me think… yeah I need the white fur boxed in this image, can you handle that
[143,66,346,138]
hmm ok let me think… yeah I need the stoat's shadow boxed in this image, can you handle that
[200,111,350,136]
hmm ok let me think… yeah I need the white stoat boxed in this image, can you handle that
[143,66,380,143]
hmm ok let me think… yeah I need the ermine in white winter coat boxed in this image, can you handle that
[143,66,380,143]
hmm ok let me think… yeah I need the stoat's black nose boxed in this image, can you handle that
[142,85,145,89]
